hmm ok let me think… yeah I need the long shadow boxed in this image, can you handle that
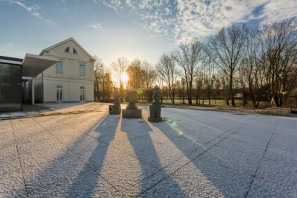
[66,115,120,197]
[148,110,258,197]
[121,118,187,197]
[17,115,120,197]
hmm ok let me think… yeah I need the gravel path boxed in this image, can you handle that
[0,104,296,197]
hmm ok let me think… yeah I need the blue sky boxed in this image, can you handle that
[0,0,296,66]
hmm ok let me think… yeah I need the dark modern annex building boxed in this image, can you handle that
[0,54,57,112]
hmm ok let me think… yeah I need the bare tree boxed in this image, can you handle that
[142,61,157,102]
[173,39,205,105]
[126,59,144,89]
[259,17,297,106]
[217,72,230,105]
[93,56,104,101]
[181,77,186,104]
[142,61,157,90]
[102,71,113,101]
[213,75,221,104]
[239,27,269,107]
[111,57,129,101]
[207,25,247,106]
[194,74,203,104]
[126,60,157,101]
[156,54,178,104]
[201,58,216,105]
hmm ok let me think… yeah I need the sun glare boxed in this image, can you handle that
[111,72,129,88]
[121,73,129,85]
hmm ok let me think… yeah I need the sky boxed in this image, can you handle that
[0,0,296,66]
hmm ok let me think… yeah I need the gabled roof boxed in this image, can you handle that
[40,37,94,61]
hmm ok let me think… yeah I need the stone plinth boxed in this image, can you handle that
[148,116,162,122]
[109,90,121,115]
[122,89,142,118]
[109,104,121,115]
[148,85,162,122]
[122,108,142,118]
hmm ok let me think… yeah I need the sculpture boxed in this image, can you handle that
[148,85,162,122]
[122,89,142,118]
[109,90,121,115]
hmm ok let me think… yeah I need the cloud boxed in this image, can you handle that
[96,0,297,44]
[14,1,39,11]
[10,0,56,25]
[174,0,270,42]
[100,0,123,10]
[260,0,297,24]
[87,23,104,32]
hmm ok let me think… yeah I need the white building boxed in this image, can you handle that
[34,38,94,103]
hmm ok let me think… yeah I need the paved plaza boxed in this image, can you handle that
[0,103,296,197]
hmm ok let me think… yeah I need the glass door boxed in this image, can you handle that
[80,86,85,102]
[56,85,63,102]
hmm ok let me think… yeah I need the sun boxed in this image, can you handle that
[111,72,129,88]
[121,72,129,85]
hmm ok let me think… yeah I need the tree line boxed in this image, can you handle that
[94,17,297,107]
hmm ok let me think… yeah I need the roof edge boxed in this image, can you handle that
[40,37,94,61]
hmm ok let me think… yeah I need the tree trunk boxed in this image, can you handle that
[242,87,247,106]
[208,86,211,105]
[188,90,192,105]
[230,75,235,106]
[226,91,230,106]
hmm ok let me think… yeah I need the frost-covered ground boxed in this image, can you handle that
[0,104,296,197]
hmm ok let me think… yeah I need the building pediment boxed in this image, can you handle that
[40,37,94,62]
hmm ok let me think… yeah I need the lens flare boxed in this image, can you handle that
[168,119,183,136]
[136,88,144,95]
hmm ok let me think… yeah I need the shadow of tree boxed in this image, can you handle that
[120,118,187,197]
[17,115,121,197]
[144,112,258,197]
[66,115,121,197]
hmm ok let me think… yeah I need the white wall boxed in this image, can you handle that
[43,78,93,102]
[40,39,94,102]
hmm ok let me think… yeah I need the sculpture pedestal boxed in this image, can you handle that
[122,89,142,118]
[148,104,162,122]
[109,89,121,115]
[148,85,162,123]
[148,117,162,122]
[122,108,142,118]
[109,104,121,115]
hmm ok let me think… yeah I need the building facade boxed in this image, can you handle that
[35,38,95,103]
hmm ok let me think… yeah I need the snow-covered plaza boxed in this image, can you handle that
[0,103,296,197]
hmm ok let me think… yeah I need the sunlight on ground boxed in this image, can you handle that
[4,104,223,196]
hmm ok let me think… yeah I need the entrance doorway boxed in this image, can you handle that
[80,86,85,102]
[56,85,63,102]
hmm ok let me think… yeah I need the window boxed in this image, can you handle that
[73,48,77,54]
[56,61,63,74]
[79,64,85,76]
[65,47,70,52]
[80,86,85,101]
